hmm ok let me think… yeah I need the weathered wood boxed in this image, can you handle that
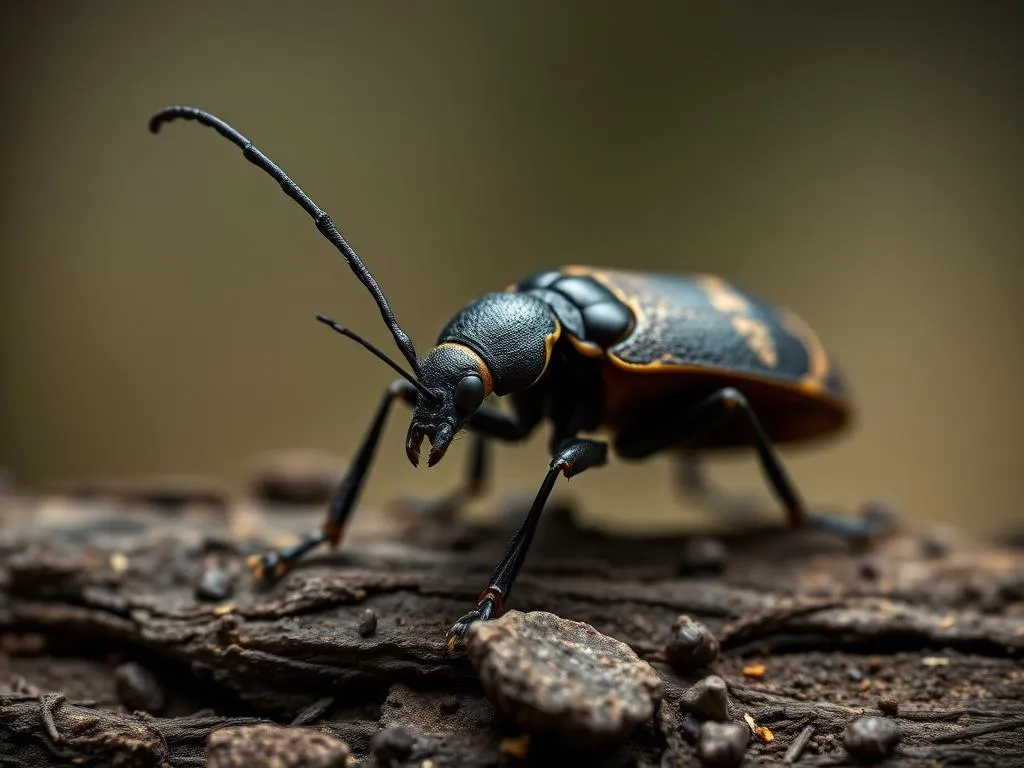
[1,487,1022,766]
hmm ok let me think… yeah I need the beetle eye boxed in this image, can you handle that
[454,374,485,412]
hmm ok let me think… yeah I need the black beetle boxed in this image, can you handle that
[149,106,890,651]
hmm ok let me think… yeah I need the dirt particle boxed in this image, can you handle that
[843,716,900,763]
[370,726,416,764]
[877,697,899,717]
[357,608,378,638]
[697,721,750,768]
[207,723,350,768]
[742,663,766,679]
[743,713,773,743]
[920,528,954,559]
[679,675,730,723]
[196,564,234,602]
[438,695,460,715]
[996,571,1024,602]
[858,558,881,581]
[665,615,720,669]
[248,450,344,505]
[498,733,531,759]
[466,610,662,745]
[113,662,165,714]
[680,536,728,573]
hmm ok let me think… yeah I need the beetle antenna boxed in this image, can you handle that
[315,314,436,401]
[149,106,422,376]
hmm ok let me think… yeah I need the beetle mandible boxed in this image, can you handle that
[149,106,890,652]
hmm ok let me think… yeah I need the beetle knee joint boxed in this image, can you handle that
[719,387,747,410]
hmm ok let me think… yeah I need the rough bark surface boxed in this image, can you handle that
[1,483,1022,766]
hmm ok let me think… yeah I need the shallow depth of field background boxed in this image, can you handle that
[1,2,1021,534]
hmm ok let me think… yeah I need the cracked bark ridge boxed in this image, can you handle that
[1,488,1024,766]
[465,610,663,745]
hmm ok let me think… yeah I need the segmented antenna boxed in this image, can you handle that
[149,106,421,375]
[315,314,435,401]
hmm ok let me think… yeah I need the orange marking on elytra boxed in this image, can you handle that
[696,275,750,314]
[777,308,829,393]
[731,316,777,367]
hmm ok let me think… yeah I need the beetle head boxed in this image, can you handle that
[407,293,561,467]
[406,344,493,467]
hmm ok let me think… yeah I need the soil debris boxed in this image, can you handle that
[665,615,720,668]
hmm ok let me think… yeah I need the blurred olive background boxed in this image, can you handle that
[1,2,1021,535]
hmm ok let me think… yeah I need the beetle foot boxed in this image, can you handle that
[445,594,500,655]
[806,500,898,547]
[245,551,290,583]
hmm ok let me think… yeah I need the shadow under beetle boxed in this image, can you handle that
[149,106,891,652]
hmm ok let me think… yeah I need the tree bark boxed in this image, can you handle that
[1,486,1022,766]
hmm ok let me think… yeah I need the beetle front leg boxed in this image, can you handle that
[445,437,608,654]
[247,378,417,582]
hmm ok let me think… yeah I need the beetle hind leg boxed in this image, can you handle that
[670,387,895,545]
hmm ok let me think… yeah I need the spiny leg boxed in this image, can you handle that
[445,437,608,654]
[679,387,893,541]
[247,378,417,581]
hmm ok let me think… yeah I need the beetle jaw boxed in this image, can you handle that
[406,421,454,467]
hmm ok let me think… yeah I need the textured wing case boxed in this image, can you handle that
[579,268,848,401]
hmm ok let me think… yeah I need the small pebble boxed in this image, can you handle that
[357,608,378,638]
[996,571,1024,603]
[207,724,350,768]
[114,662,166,714]
[877,697,899,717]
[843,716,900,762]
[920,528,954,559]
[697,721,750,768]
[665,615,720,668]
[858,559,881,581]
[847,666,864,682]
[248,451,344,505]
[680,536,728,573]
[196,565,234,602]
[126,475,230,509]
[466,610,662,745]
[371,726,416,764]
[679,675,730,723]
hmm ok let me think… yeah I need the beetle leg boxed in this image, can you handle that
[445,437,608,654]
[246,378,418,582]
[678,387,892,541]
